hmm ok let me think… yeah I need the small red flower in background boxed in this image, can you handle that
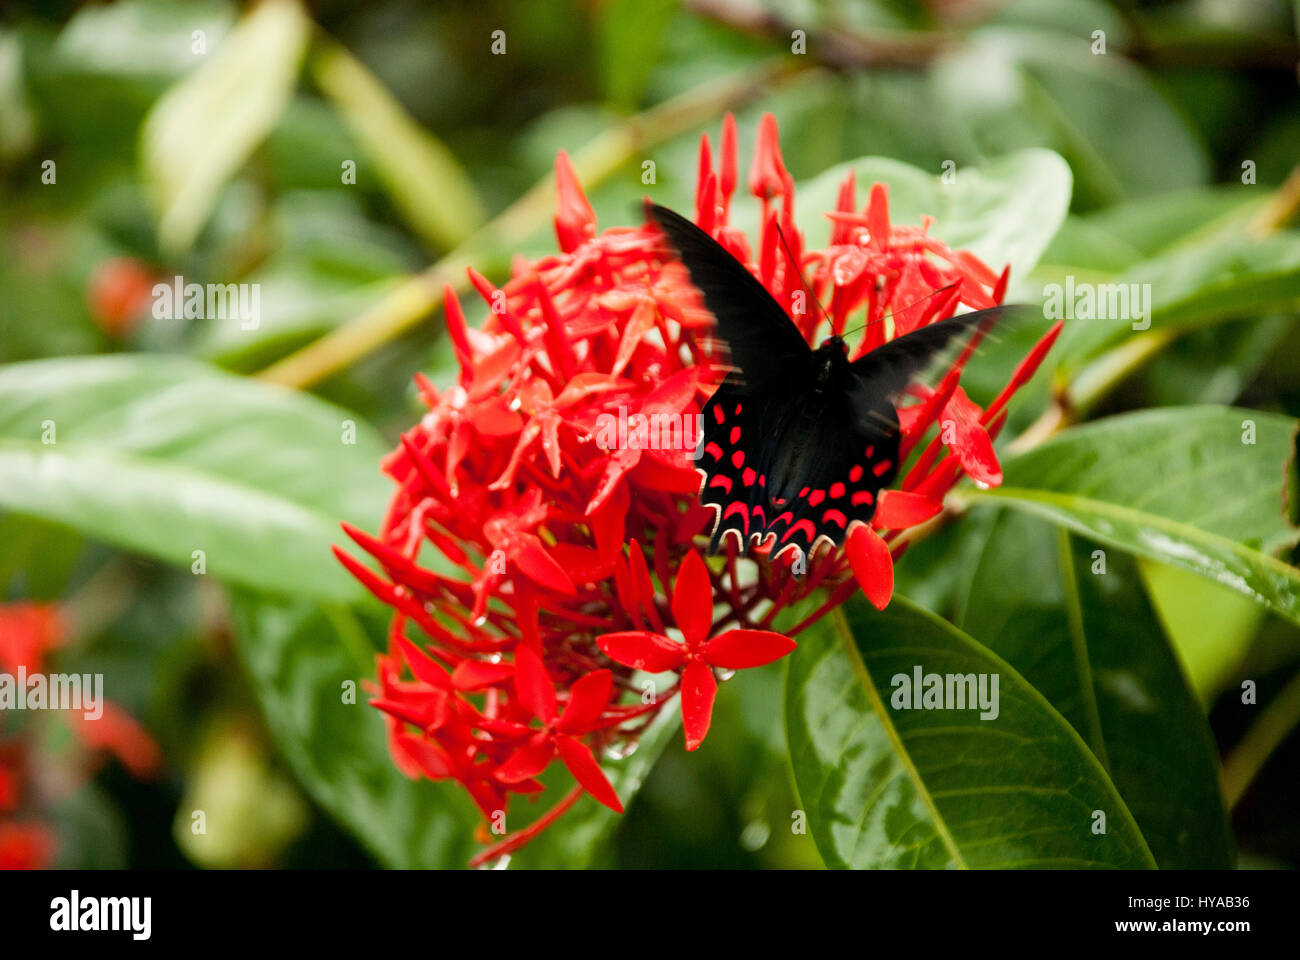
[337,112,1061,864]
[0,602,162,870]
[86,257,156,339]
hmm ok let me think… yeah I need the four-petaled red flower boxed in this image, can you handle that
[495,646,623,812]
[599,551,795,751]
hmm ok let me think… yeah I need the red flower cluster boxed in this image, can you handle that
[336,113,1061,865]
[0,602,161,869]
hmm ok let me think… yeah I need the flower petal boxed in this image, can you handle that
[496,732,556,783]
[939,386,1002,487]
[451,659,515,691]
[873,489,943,530]
[557,669,613,735]
[512,535,578,596]
[702,629,796,670]
[394,636,453,691]
[512,645,557,724]
[555,735,623,813]
[394,732,456,780]
[597,631,685,673]
[681,659,718,752]
[671,551,715,647]
[847,524,894,611]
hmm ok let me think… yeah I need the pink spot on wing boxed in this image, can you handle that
[705,442,723,461]
[785,519,816,543]
[808,489,825,507]
[873,459,892,477]
[709,474,733,494]
[723,501,750,533]
[742,468,756,486]
[829,482,846,499]
[822,509,847,528]
[851,490,875,507]
[729,426,741,445]
[731,449,745,469]
[849,466,863,483]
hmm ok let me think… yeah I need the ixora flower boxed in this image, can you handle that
[336,112,1062,865]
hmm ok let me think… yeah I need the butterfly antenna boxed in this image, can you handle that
[839,283,960,340]
[773,221,831,331]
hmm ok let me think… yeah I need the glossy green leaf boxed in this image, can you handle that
[1138,558,1263,704]
[1059,231,1300,364]
[960,510,1233,867]
[963,406,1300,624]
[0,355,391,600]
[141,0,309,252]
[230,594,480,868]
[933,28,1208,207]
[785,594,1155,869]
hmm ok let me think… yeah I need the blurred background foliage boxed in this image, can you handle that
[1,0,1298,869]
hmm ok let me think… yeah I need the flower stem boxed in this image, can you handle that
[257,60,801,390]
[1222,667,1300,811]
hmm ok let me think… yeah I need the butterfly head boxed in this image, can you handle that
[813,335,850,387]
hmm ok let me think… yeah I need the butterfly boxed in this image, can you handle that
[647,202,1016,569]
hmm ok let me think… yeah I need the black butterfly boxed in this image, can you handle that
[648,202,1014,568]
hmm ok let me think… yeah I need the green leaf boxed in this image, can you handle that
[933,28,1208,208]
[597,0,677,111]
[230,594,481,868]
[140,0,310,253]
[785,594,1155,868]
[1137,558,1263,704]
[0,355,390,600]
[963,406,1300,624]
[1059,231,1300,364]
[311,39,486,251]
[960,510,1233,867]
[1081,186,1264,258]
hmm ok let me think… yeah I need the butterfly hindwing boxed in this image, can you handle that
[696,379,901,564]
[696,379,767,553]
[759,392,900,563]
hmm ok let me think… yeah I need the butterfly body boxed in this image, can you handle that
[647,202,1009,569]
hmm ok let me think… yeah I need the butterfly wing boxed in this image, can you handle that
[846,304,1023,419]
[759,396,899,563]
[647,203,814,392]
[762,307,1023,564]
